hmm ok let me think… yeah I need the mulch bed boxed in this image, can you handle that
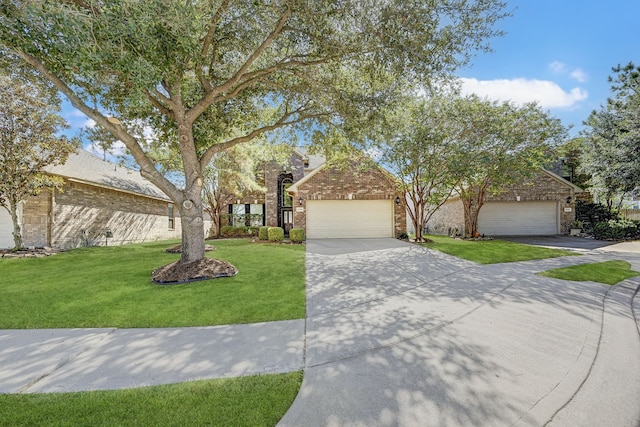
[152,257,238,285]
[0,247,61,258]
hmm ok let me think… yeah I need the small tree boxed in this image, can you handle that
[202,143,268,237]
[0,74,77,249]
[382,96,463,242]
[451,96,566,237]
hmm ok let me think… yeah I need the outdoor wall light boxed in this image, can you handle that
[566,196,572,204]
[298,197,303,205]
[395,196,401,205]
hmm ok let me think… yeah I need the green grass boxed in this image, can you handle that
[0,372,302,427]
[0,239,305,328]
[538,260,640,285]
[422,234,578,264]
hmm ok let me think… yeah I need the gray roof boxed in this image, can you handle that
[45,149,169,200]
[295,146,326,172]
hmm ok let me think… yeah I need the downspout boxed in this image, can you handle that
[48,188,55,247]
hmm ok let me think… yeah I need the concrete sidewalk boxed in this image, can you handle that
[0,320,305,393]
[279,238,640,426]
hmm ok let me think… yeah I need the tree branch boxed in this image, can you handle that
[189,3,291,121]
[200,110,328,168]
[201,0,230,58]
[145,88,174,118]
[13,50,183,202]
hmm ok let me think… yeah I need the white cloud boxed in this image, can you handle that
[549,61,567,74]
[86,140,128,159]
[459,77,588,109]
[570,68,588,83]
[549,61,588,83]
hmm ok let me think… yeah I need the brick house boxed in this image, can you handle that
[225,148,406,238]
[0,149,208,249]
[426,169,583,236]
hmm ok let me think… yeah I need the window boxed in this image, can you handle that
[168,204,175,230]
[282,180,293,207]
[229,203,265,227]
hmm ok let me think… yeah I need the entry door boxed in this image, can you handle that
[282,209,293,234]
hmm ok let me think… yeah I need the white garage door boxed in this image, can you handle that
[0,207,14,249]
[478,201,558,236]
[306,200,393,238]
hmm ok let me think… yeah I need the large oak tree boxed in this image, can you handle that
[0,0,507,276]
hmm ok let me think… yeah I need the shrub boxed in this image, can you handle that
[592,219,638,240]
[576,201,618,232]
[220,225,258,238]
[289,228,305,243]
[220,225,236,237]
[259,226,270,241]
[268,227,285,242]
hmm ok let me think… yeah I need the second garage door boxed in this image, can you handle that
[0,207,14,249]
[478,201,558,236]
[306,199,393,238]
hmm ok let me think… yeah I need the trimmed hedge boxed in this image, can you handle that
[220,225,258,238]
[268,227,285,242]
[289,228,305,243]
[258,226,270,241]
[592,219,638,240]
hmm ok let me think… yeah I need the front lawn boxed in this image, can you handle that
[538,260,640,285]
[421,234,578,264]
[0,239,305,328]
[0,372,302,427]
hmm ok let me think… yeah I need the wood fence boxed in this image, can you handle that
[620,209,640,220]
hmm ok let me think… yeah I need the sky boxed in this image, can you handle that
[62,0,640,147]
[457,0,639,136]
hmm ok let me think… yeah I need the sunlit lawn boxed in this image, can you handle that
[421,234,578,264]
[0,372,302,427]
[0,239,305,328]
[538,260,640,285]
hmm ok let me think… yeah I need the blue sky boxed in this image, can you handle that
[63,0,639,144]
[458,0,639,135]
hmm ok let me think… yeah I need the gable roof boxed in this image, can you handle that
[45,149,169,201]
[294,146,326,172]
[287,157,398,194]
[541,169,583,193]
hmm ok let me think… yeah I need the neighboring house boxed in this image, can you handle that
[427,169,583,236]
[225,147,406,239]
[0,149,210,249]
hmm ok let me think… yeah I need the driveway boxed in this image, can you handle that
[279,238,640,426]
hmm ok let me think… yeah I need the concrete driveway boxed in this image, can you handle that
[279,238,640,426]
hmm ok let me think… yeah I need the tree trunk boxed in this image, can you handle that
[178,190,206,264]
[8,199,23,250]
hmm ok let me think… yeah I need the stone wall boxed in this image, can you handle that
[20,180,189,249]
[292,163,406,236]
[424,198,465,236]
[21,191,51,247]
